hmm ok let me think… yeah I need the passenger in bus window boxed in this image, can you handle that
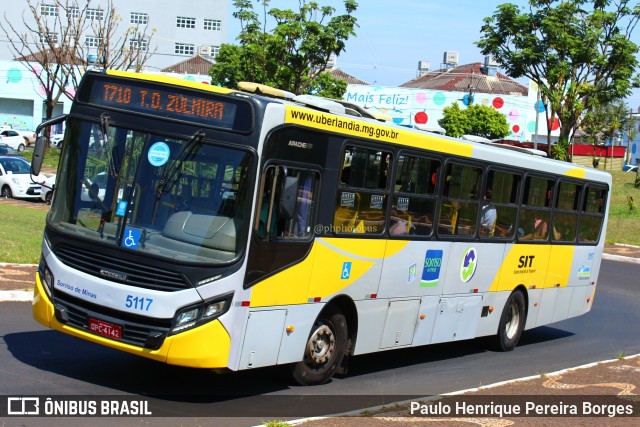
[480,188,497,237]
[521,212,548,240]
[389,205,413,235]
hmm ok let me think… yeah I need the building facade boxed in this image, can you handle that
[343,62,561,144]
[0,0,228,129]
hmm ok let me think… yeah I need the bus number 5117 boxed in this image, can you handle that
[125,295,153,311]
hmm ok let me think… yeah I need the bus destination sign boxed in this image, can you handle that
[89,81,242,130]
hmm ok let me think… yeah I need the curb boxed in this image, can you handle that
[274,353,640,426]
[0,290,33,302]
[602,253,640,264]
[0,262,37,302]
[0,262,38,267]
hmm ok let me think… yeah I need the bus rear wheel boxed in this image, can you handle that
[292,306,347,386]
[495,290,526,352]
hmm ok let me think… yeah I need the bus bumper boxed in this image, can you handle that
[32,272,231,368]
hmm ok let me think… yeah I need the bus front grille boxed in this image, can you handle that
[55,244,191,292]
[53,291,171,350]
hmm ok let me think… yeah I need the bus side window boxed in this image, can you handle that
[481,170,520,239]
[437,162,482,237]
[552,181,581,242]
[390,154,440,236]
[334,145,390,235]
[518,176,554,241]
[578,186,606,243]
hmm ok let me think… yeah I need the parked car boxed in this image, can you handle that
[623,164,638,173]
[40,174,57,204]
[0,126,36,147]
[0,129,27,152]
[50,133,64,148]
[0,143,20,156]
[0,155,48,199]
[15,129,37,145]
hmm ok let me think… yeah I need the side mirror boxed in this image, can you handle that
[32,114,68,176]
[278,176,299,219]
[31,136,47,176]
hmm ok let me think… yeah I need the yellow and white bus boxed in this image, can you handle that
[31,70,610,385]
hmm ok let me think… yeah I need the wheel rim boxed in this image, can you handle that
[505,301,521,340]
[306,323,335,364]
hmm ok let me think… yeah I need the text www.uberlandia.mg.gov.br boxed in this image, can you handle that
[289,110,400,140]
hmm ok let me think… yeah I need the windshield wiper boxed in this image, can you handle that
[155,130,205,196]
[99,113,120,179]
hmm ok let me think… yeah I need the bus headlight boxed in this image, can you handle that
[38,255,53,298]
[170,292,233,335]
[176,307,199,325]
[204,301,226,318]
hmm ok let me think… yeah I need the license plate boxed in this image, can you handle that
[88,318,122,340]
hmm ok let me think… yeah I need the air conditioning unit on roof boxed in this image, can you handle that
[443,51,459,66]
[198,45,212,56]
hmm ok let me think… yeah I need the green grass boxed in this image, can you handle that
[20,147,60,174]
[604,169,640,245]
[0,163,638,264]
[0,203,47,264]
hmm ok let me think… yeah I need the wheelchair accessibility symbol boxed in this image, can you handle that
[122,227,141,250]
[341,262,352,280]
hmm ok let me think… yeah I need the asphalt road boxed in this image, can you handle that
[1,259,639,426]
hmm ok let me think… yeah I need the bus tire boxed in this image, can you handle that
[495,290,526,352]
[292,306,348,386]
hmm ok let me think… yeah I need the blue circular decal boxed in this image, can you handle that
[148,142,170,167]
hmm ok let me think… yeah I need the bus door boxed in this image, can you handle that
[245,164,319,306]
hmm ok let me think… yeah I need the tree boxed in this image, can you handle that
[210,0,358,95]
[438,103,511,139]
[581,100,635,165]
[2,0,156,120]
[582,100,634,146]
[477,0,640,156]
[438,103,468,138]
[306,72,348,99]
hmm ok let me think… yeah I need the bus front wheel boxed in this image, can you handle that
[495,290,526,352]
[292,306,347,386]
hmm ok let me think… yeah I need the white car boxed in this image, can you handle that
[40,174,57,204]
[0,155,47,199]
[0,126,36,147]
[15,129,37,146]
[0,129,27,152]
[50,134,64,148]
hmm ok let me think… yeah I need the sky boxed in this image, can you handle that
[226,0,640,110]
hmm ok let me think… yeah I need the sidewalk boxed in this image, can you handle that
[297,354,640,426]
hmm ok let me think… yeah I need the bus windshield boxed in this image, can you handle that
[48,118,253,264]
